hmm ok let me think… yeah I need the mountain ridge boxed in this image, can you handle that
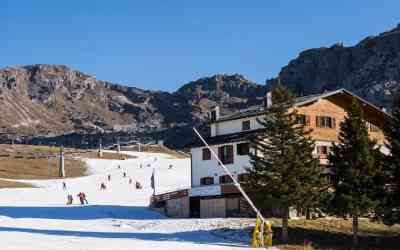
[0,64,264,146]
[2,24,400,148]
[267,24,400,108]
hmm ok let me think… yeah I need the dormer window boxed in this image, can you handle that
[242,120,250,131]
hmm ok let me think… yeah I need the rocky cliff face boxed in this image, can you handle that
[3,25,400,147]
[267,25,400,108]
[0,65,264,145]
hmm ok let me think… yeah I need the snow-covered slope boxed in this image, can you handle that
[0,151,253,250]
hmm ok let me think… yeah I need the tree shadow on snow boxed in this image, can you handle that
[0,205,165,220]
[0,226,247,248]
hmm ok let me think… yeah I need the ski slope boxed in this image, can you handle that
[0,151,253,250]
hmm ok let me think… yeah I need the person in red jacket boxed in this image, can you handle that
[77,193,84,205]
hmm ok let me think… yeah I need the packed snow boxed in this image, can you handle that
[0,151,254,250]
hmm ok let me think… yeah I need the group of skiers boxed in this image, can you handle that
[64,161,148,206]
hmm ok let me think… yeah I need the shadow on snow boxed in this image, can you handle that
[0,205,164,220]
[0,226,246,248]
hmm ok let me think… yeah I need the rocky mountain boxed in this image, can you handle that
[267,24,400,108]
[0,65,265,146]
[3,25,400,148]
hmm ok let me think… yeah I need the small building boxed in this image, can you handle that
[150,189,190,218]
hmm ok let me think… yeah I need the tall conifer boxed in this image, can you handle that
[245,84,325,243]
[328,98,379,247]
[381,93,400,225]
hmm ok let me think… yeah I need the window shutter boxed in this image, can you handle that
[227,145,234,164]
[316,116,320,127]
[218,146,223,162]
[306,115,311,126]
[332,118,336,128]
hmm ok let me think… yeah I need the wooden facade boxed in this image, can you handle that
[294,95,387,145]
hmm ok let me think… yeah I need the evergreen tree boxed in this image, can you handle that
[328,98,380,248]
[245,84,326,243]
[380,93,400,225]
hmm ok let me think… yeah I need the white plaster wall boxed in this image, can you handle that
[213,116,264,137]
[191,142,252,187]
[379,144,390,155]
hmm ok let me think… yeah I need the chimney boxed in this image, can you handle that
[210,106,220,122]
[264,91,272,108]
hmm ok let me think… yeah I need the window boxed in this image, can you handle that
[219,175,233,184]
[202,148,211,160]
[296,114,310,126]
[242,120,250,131]
[237,143,249,155]
[218,145,234,164]
[316,145,329,155]
[316,116,336,128]
[200,176,214,185]
[238,173,250,182]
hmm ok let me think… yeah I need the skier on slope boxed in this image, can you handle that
[66,194,73,205]
[82,192,88,204]
[77,193,84,205]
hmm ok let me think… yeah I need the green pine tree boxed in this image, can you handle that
[381,93,400,225]
[328,98,380,248]
[245,84,326,243]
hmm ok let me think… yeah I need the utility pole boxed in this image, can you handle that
[98,137,103,158]
[59,145,65,177]
[117,136,121,154]
[151,167,155,196]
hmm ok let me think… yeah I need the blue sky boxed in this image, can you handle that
[2,1,399,92]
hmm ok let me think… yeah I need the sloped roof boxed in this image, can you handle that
[188,129,264,147]
[216,88,390,123]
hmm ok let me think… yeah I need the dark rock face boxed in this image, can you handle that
[0,65,264,147]
[176,74,266,118]
[4,25,400,148]
[267,25,400,108]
